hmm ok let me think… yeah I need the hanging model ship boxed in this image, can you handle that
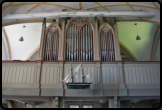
[62,63,92,89]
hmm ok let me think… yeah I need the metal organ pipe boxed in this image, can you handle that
[74,26,76,61]
[88,27,90,61]
[86,25,88,61]
[66,25,79,61]
[52,33,55,61]
[108,32,111,61]
[80,25,93,61]
[77,28,78,61]
[107,32,114,61]
[69,26,72,61]
[45,34,48,60]
[56,32,58,61]
[54,32,56,61]
[71,25,73,61]
[81,27,83,61]
[68,27,70,61]
[90,28,92,61]
[46,34,49,61]
[46,32,52,61]
[104,33,106,61]
[66,29,68,60]
[103,32,105,61]
[101,32,103,61]
[66,23,93,61]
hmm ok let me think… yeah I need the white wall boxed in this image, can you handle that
[2,40,7,60]
[4,23,50,60]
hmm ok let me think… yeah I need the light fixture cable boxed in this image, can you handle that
[19,25,26,41]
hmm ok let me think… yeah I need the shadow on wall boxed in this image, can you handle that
[120,99,160,108]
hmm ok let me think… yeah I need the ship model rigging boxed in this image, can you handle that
[62,63,92,89]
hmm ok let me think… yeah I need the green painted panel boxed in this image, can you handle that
[67,86,90,89]
[117,21,158,61]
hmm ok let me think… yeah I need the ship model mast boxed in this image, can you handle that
[64,63,92,89]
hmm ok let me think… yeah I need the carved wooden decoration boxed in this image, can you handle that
[102,25,109,32]
[49,25,58,33]
[102,24,110,32]
[67,17,92,30]
[74,17,85,26]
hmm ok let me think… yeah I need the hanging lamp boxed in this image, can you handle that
[19,25,26,41]
[134,23,141,40]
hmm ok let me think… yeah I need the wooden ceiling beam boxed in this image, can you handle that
[14,3,42,22]
[42,2,78,10]
[125,2,141,19]
[3,11,154,19]
[26,4,41,13]
[84,4,158,10]
[2,3,40,8]
[2,2,13,11]
[79,2,82,10]
[2,2,78,10]
[152,2,160,11]
[94,2,109,11]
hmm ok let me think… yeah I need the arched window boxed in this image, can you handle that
[66,18,93,61]
[44,24,59,61]
[100,24,115,61]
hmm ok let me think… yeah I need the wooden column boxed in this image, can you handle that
[38,18,46,61]
[109,98,114,108]
[113,23,121,61]
[7,100,16,108]
[108,97,118,108]
[114,96,118,108]
[58,18,65,61]
[94,19,100,61]
[35,60,42,93]
[117,62,125,88]
[52,97,58,108]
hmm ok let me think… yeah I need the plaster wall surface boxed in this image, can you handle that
[2,40,7,60]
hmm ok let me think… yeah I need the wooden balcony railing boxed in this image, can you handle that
[2,61,39,88]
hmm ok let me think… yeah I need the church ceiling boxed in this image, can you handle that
[2,2,160,26]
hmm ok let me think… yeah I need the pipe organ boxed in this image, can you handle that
[100,23,115,61]
[101,32,107,61]
[43,18,116,62]
[52,32,59,61]
[80,25,93,61]
[66,18,93,61]
[108,32,114,61]
[45,32,52,61]
[44,24,59,61]
[66,25,79,61]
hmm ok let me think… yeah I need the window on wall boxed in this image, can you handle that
[66,18,93,61]
[100,26,115,61]
[44,25,59,61]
